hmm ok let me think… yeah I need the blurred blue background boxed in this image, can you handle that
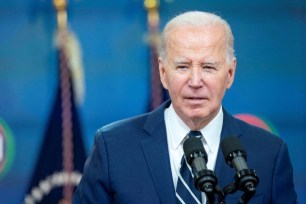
[0,0,305,203]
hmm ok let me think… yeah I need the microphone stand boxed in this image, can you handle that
[194,169,218,204]
[236,169,258,204]
[219,169,259,204]
[194,170,229,204]
[195,170,258,204]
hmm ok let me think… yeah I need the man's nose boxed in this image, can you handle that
[188,67,203,87]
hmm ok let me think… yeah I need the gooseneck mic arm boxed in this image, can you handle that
[221,136,259,204]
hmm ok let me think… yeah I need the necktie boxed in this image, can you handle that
[176,131,202,204]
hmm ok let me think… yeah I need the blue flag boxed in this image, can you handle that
[24,37,87,204]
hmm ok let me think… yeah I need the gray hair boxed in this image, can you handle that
[159,11,235,64]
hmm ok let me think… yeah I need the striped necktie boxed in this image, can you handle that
[176,131,202,204]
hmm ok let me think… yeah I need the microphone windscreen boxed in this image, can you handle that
[221,136,245,160]
[183,137,207,164]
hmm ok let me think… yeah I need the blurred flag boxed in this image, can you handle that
[24,31,87,204]
[24,1,86,203]
[144,0,168,111]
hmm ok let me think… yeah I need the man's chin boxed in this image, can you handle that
[185,111,209,121]
[187,107,217,119]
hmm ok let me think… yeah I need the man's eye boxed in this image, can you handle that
[204,66,214,69]
[177,66,188,70]
[203,66,216,71]
[176,65,189,73]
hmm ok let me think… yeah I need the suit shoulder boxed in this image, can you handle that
[233,115,283,145]
[94,113,149,139]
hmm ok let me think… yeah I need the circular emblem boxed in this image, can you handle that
[0,118,15,179]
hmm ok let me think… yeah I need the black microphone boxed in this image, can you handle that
[183,137,217,203]
[221,136,248,171]
[183,137,208,173]
[221,136,259,203]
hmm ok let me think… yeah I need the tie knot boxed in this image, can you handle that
[188,131,202,138]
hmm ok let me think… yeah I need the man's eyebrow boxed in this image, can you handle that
[173,58,190,64]
[172,59,220,66]
[203,61,219,66]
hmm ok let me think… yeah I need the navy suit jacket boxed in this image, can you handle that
[73,101,297,203]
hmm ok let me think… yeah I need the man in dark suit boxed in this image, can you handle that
[73,11,297,203]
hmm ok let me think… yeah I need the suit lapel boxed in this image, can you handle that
[215,109,243,188]
[141,101,177,204]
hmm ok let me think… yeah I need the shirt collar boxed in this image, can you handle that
[165,104,190,150]
[200,107,223,154]
[166,104,223,154]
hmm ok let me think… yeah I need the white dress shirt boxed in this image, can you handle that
[164,104,223,204]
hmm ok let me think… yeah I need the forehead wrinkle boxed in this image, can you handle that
[166,25,228,65]
[171,55,223,67]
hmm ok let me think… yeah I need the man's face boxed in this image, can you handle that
[159,24,236,129]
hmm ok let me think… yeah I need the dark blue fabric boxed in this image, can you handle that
[73,100,297,204]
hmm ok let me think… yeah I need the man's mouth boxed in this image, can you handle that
[186,96,206,100]
[185,97,207,102]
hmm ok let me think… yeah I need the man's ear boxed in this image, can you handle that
[158,57,168,90]
[226,58,236,89]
